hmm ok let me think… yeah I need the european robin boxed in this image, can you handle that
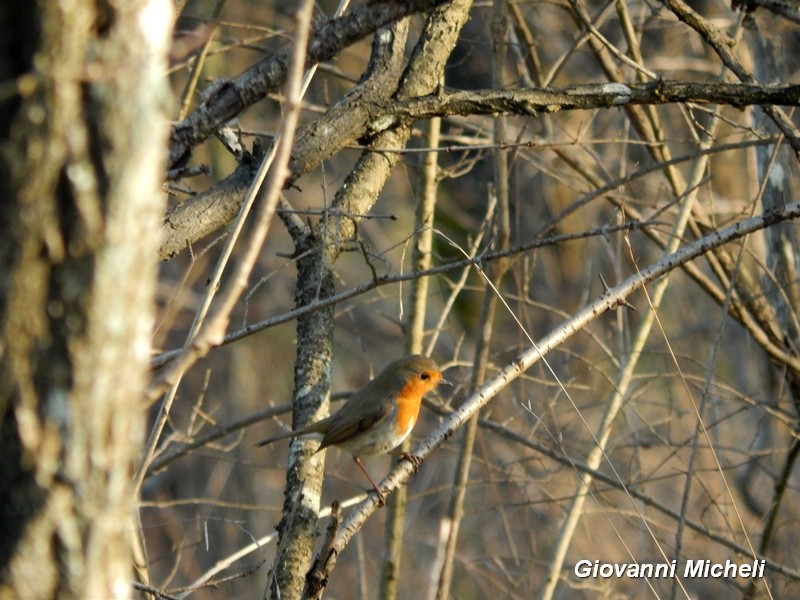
[255,355,449,503]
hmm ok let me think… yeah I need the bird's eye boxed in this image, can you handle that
[420,372,430,381]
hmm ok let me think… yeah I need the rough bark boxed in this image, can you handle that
[0,1,171,597]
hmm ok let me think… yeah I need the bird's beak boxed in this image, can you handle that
[438,376,453,387]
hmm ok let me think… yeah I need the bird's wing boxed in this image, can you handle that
[319,384,393,449]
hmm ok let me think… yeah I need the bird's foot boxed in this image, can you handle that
[369,485,386,506]
[399,451,422,472]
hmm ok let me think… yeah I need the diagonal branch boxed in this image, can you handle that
[305,199,800,587]
[168,0,450,168]
[662,0,800,158]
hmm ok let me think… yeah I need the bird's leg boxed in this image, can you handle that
[353,456,385,506]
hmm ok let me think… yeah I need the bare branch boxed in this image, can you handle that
[306,199,800,584]
[168,0,451,167]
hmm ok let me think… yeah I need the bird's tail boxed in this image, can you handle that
[254,430,297,447]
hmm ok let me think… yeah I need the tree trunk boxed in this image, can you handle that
[0,1,172,597]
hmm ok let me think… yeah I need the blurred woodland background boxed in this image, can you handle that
[3,0,800,598]
[148,0,800,598]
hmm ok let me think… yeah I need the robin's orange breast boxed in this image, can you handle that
[393,380,425,438]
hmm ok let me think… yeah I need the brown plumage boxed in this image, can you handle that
[256,355,449,503]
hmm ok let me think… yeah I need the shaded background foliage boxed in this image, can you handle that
[141,0,800,598]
